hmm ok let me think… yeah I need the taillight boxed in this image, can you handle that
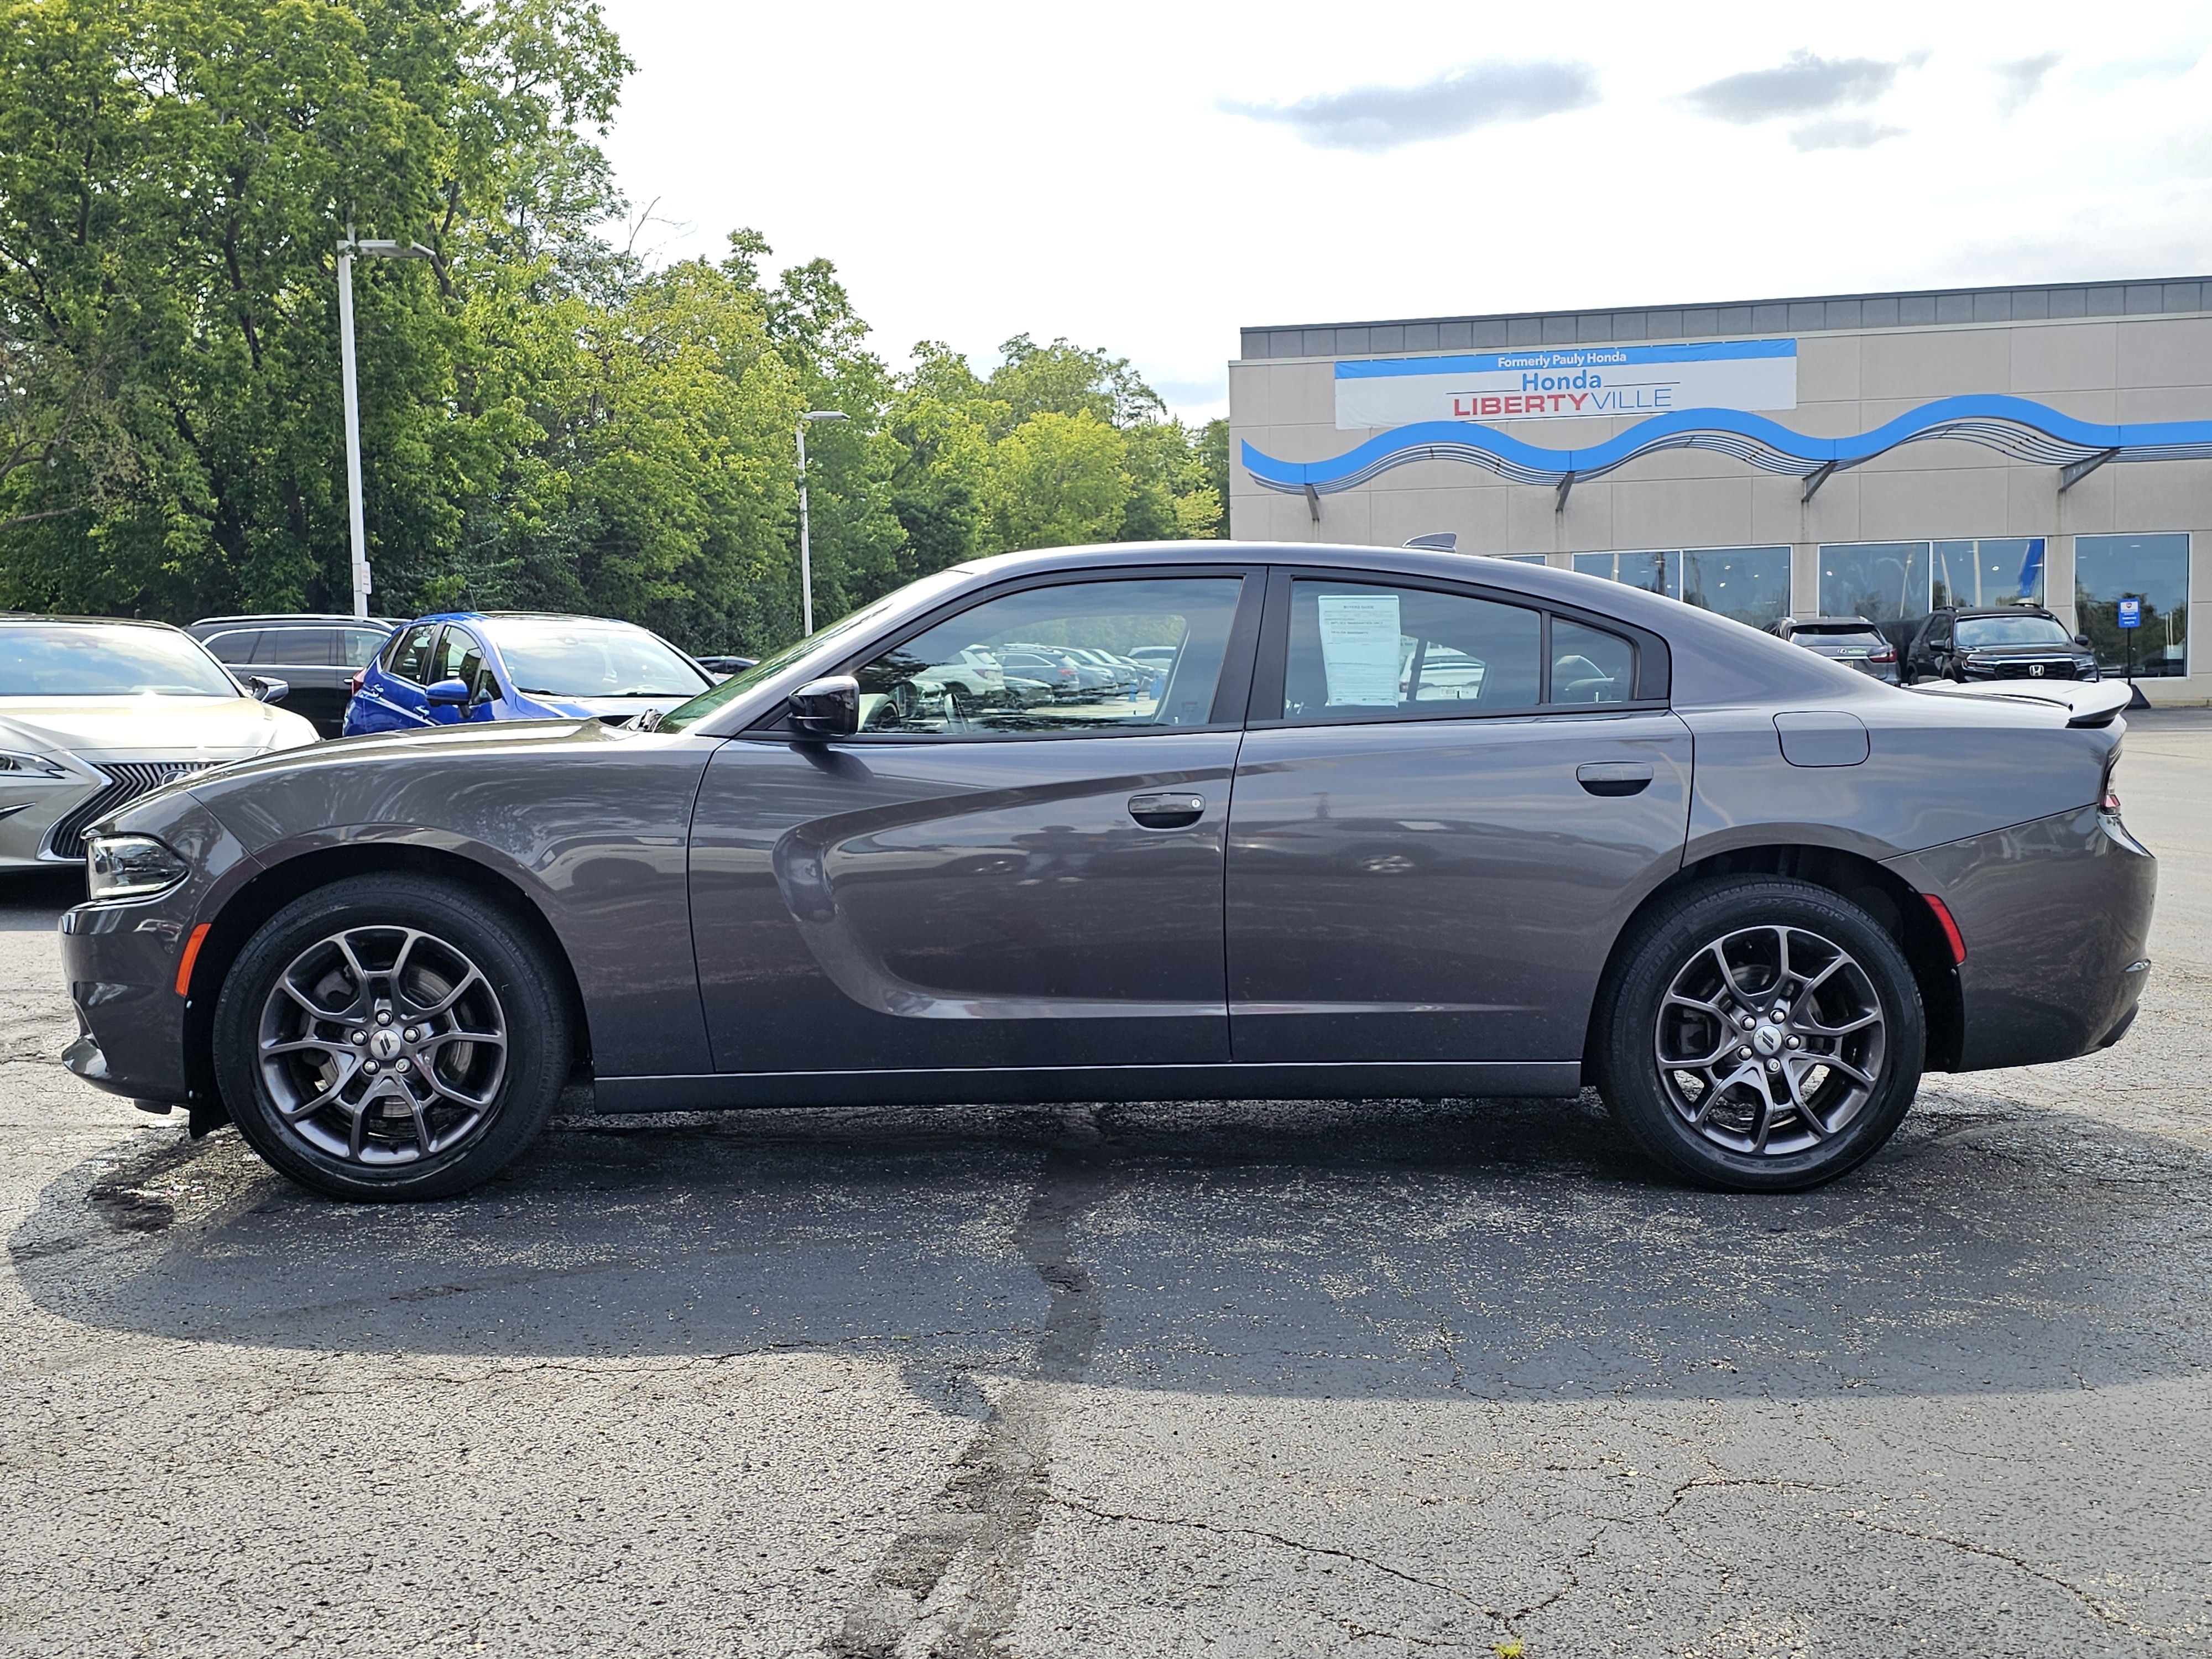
[348,670,366,695]
[1868,646,1896,663]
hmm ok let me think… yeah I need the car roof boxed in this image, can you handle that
[1785,615,1877,629]
[191,613,406,629]
[1,613,191,632]
[1947,606,2059,619]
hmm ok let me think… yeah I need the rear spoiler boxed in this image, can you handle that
[1906,678,2132,729]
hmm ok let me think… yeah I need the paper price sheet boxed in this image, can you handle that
[1316,593,1402,707]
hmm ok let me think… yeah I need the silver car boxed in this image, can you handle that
[1,617,317,866]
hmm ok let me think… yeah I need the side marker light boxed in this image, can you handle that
[175,922,211,997]
[1923,895,1966,966]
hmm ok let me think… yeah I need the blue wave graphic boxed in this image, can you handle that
[1241,394,2212,494]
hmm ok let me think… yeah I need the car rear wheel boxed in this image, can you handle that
[1592,877,1924,1192]
[213,874,571,1201]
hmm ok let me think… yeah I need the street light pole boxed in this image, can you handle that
[796,410,849,635]
[335,226,435,619]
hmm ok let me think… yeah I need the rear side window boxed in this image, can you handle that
[339,628,390,668]
[1277,580,1642,721]
[255,628,333,665]
[1551,618,1635,705]
[384,624,439,684]
[1282,581,1541,721]
[202,630,261,664]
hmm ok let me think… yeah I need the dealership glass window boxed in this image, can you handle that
[1573,550,1672,596]
[2075,533,2189,678]
[1678,546,1791,629]
[1571,546,1790,629]
[1819,542,1931,623]
[1932,539,2046,609]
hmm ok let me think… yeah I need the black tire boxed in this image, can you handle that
[1592,877,1924,1192]
[213,874,571,1201]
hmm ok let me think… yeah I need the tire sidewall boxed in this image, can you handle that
[1597,877,1926,1192]
[213,874,569,1202]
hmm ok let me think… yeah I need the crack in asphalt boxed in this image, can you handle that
[1845,1514,2173,1640]
[1044,1495,1546,1642]
[826,1108,1108,1658]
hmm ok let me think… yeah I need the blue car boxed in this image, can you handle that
[343,612,717,737]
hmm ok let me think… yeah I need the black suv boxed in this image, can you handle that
[188,614,406,735]
[1901,606,2100,686]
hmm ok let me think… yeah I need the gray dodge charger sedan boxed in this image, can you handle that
[57,542,2155,1200]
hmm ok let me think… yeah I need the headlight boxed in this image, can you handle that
[85,835,191,901]
[0,750,67,780]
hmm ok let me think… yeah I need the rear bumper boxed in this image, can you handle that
[1886,804,2156,1071]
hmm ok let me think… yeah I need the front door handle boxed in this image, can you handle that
[1577,762,1653,797]
[1128,791,1205,830]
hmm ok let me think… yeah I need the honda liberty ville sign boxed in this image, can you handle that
[1334,339,1798,431]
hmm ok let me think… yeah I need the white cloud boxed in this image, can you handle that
[1220,60,1598,153]
[1992,51,2062,116]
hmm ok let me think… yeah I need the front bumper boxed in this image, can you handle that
[1887,803,2156,1071]
[57,793,247,1106]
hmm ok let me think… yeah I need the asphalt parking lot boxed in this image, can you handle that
[4,716,2211,1658]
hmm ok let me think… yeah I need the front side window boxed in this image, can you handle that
[848,577,1244,737]
[201,630,260,664]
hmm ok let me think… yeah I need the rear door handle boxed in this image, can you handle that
[1128,791,1206,829]
[1577,761,1653,797]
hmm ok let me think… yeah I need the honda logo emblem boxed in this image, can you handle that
[2030,662,2046,676]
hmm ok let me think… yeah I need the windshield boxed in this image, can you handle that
[486,618,711,698]
[658,570,974,734]
[0,624,241,697]
[1957,614,2074,649]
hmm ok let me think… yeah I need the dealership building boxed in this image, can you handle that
[1227,278,2212,700]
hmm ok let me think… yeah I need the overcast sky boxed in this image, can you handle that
[593,1,2212,421]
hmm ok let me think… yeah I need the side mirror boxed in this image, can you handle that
[2075,634,2093,650]
[788,675,859,738]
[425,677,472,706]
[248,676,290,705]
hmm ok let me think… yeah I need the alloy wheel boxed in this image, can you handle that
[1652,924,1887,1157]
[255,925,508,1165]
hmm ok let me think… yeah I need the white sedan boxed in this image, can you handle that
[1,617,317,868]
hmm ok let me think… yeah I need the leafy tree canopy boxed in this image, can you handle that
[0,0,1225,658]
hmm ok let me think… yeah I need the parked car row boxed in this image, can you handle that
[1770,604,2101,688]
[2,607,737,865]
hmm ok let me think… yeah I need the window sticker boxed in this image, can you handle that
[1316,593,1402,706]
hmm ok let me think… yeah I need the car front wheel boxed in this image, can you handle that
[213,874,572,1201]
[1593,877,1924,1192]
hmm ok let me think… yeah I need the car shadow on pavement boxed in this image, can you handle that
[15,1085,2211,1406]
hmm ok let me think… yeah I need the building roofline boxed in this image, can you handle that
[1239,276,2212,363]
